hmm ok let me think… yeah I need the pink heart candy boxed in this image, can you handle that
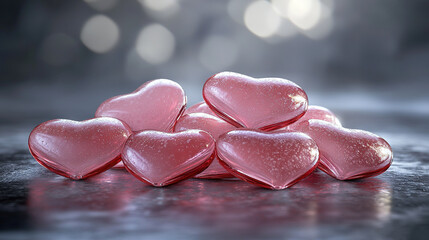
[203,72,308,131]
[287,105,341,130]
[217,129,319,190]
[28,117,132,180]
[294,120,393,180]
[122,130,215,187]
[183,101,216,116]
[174,113,237,179]
[95,79,186,132]
[112,161,125,168]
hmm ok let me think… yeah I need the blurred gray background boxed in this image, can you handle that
[1,0,428,125]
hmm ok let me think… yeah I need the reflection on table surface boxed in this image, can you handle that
[27,169,392,227]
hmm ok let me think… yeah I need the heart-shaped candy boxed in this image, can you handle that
[217,129,319,190]
[288,105,341,130]
[122,130,215,187]
[203,72,308,131]
[174,113,237,179]
[112,161,125,168]
[95,79,186,132]
[294,120,393,180]
[184,101,216,116]
[28,117,132,180]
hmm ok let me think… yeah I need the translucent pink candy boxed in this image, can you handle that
[112,161,125,168]
[95,79,186,132]
[287,105,342,130]
[217,129,319,190]
[294,120,393,180]
[174,113,237,179]
[183,101,216,116]
[203,72,308,131]
[28,117,132,180]
[115,101,217,169]
[121,130,215,187]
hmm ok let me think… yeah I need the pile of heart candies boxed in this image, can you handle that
[28,72,393,190]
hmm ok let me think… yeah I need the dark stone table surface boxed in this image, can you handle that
[1,110,428,240]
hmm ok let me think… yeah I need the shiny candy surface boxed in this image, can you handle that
[203,72,308,130]
[295,120,393,180]
[288,105,341,130]
[217,129,319,190]
[122,130,216,187]
[5,108,428,239]
[112,161,125,168]
[95,79,186,132]
[174,113,237,178]
[183,101,216,116]
[28,117,132,180]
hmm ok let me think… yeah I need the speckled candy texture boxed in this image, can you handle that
[27,72,393,189]
[203,72,308,131]
[121,130,215,187]
[294,120,393,180]
[28,117,132,180]
[217,129,319,190]
[174,113,237,179]
[95,79,186,132]
[184,101,216,116]
[96,79,186,168]
[288,105,342,129]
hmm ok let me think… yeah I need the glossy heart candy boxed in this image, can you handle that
[294,120,393,180]
[203,72,308,131]
[287,105,341,130]
[28,117,132,180]
[112,161,125,168]
[95,79,186,132]
[217,129,319,190]
[122,130,215,187]
[174,113,237,179]
[184,101,216,116]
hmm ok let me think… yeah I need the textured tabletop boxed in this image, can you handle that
[0,111,428,240]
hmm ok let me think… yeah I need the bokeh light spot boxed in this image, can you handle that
[139,0,178,12]
[138,0,179,18]
[271,0,289,18]
[135,23,175,65]
[287,0,322,30]
[80,15,120,53]
[244,0,281,38]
